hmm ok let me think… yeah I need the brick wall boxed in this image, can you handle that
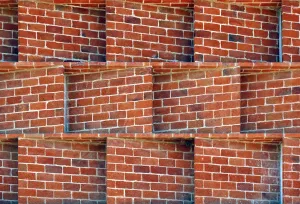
[282,0,300,62]
[241,70,300,133]
[195,138,281,203]
[106,137,194,203]
[0,139,18,203]
[67,67,153,133]
[194,0,279,62]
[0,68,65,133]
[153,68,240,133]
[18,0,106,62]
[18,138,106,204]
[0,6,18,62]
[283,137,300,204]
[106,1,194,62]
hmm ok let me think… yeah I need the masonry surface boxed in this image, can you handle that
[0,0,300,204]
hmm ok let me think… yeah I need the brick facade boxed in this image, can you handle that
[0,0,300,203]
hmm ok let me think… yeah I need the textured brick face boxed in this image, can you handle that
[106,138,194,203]
[0,7,18,62]
[0,140,18,203]
[282,1,300,62]
[18,1,106,62]
[0,68,65,133]
[241,70,300,133]
[18,139,106,204]
[194,0,279,62]
[67,68,153,133]
[106,1,194,62]
[153,68,240,133]
[283,138,300,204]
[195,139,281,204]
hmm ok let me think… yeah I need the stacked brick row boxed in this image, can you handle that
[0,0,299,62]
[0,0,300,204]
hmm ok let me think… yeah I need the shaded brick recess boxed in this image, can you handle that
[67,67,153,133]
[195,139,281,204]
[0,6,18,62]
[153,68,240,133]
[18,138,106,204]
[0,68,65,134]
[106,138,194,203]
[18,0,106,62]
[283,137,300,204]
[241,70,300,133]
[0,139,18,204]
[194,0,279,62]
[106,1,194,62]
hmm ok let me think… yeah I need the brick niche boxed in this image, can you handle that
[195,138,281,203]
[18,0,106,62]
[0,68,65,134]
[153,68,240,133]
[106,1,194,62]
[18,138,107,204]
[241,70,300,133]
[67,68,153,133]
[194,0,279,62]
[106,138,194,203]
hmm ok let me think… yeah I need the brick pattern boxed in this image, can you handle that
[153,68,240,133]
[282,1,300,62]
[0,68,65,134]
[194,0,279,62]
[283,137,300,204]
[195,139,281,204]
[241,70,300,133]
[106,138,194,203]
[18,138,106,204]
[0,140,18,203]
[106,1,194,62]
[18,0,106,62]
[67,68,153,133]
[0,7,18,62]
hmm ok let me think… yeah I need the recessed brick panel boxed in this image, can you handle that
[18,138,106,204]
[195,138,281,203]
[18,1,106,62]
[0,68,65,133]
[67,68,153,133]
[241,70,300,133]
[194,0,279,62]
[106,138,194,203]
[106,1,194,62]
[0,6,18,62]
[0,140,18,203]
[153,68,240,133]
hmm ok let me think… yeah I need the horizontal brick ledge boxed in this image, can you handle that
[0,62,300,73]
[0,133,287,141]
